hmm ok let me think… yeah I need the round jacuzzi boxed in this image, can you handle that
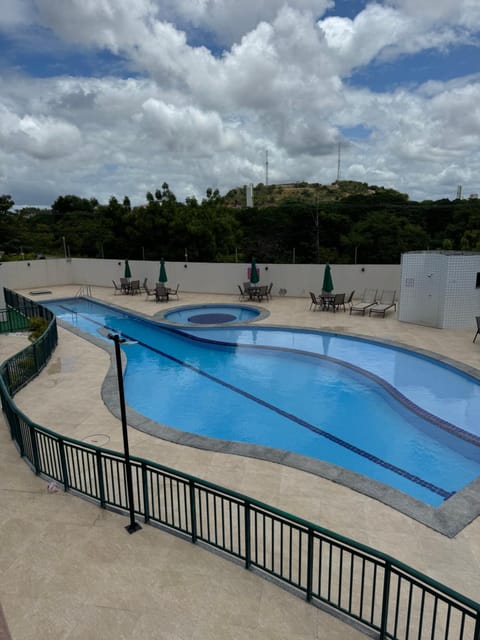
[160,304,266,326]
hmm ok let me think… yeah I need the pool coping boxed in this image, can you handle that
[52,298,480,538]
[153,302,270,326]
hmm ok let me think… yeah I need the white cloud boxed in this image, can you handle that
[35,0,156,50]
[0,0,33,30]
[0,1,479,205]
[0,105,82,159]
[140,98,241,151]
[318,3,475,74]
[156,0,334,47]
[387,0,480,27]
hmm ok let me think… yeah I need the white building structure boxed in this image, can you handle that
[399,251,480,328]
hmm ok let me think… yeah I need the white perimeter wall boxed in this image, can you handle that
[0,258,401,306]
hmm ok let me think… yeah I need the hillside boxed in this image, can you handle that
[222,180,409,208]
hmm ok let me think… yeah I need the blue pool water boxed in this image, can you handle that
[44,298,480,506]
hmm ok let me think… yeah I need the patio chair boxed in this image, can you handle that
[168,283,180,300]
[129,280,140,295]
[120,277,130,294]
[144,280,157,300]
[155,284,169,302]
[112,280,122,295]
[266,282,273,300]
[369,290,397,317]
[329,292,346,312]
[474,316,480,343]
[350,288,378,315]
[255,285,269,302]
[238,284,248,301]
[309,292,322,311]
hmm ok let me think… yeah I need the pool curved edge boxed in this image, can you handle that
[56,317,480,538]
[154,302,270,326]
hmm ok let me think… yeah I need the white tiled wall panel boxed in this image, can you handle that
[399,251,480,328]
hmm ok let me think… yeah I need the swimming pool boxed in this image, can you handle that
[45,297,480,508]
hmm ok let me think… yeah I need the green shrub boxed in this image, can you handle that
[28,316,49,342]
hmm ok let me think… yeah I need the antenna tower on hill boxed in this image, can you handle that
[336,141,341,182]
[265,149,269,186]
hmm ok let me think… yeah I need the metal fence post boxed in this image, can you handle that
[380,560,392,639]
[58,438,69,491]
[245,500,251,569]
[32,342,38,372]
[189,480,197,543]
[29,423,40,474]
[142,462,150,524]
[96,450,106,508]
[474,613,480,640]
[306,528,314,601]
[13,412,24,456]
[4,363,12,394]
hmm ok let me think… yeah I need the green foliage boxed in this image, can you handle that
[1,181,480,264]
[0,194,14,214]
[28,316,49,342]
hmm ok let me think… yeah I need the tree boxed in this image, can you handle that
[51,195,97,225]
[0,194,14,214]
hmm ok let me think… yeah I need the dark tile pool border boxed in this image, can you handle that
[154,302,270,326]
[52,301,480,538]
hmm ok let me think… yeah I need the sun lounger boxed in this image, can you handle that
[369,290,397,317]
[350,288,377,315]
[474,316,480,343]
[343,290,355,312]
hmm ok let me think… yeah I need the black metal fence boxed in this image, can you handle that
[1,288,479,640]
[0,306,31,334]
[1,290,57,394]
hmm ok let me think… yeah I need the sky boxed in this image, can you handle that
[0,0,479,208]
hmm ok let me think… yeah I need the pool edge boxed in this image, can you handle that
[52,303,480,539]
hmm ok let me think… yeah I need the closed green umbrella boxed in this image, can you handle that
[322,263,334,293]
[124,259,132,279]
[250,258,259,284]
[159,258,168,283]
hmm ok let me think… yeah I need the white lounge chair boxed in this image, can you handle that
[350,288,377,315]
[474,316,480,343]
[369,290,397,317]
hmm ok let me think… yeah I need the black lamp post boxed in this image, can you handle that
[108,333,142,534]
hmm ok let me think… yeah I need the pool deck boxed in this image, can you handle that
[1,286,480,639]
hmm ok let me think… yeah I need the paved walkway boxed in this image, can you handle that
[1,286,479,639]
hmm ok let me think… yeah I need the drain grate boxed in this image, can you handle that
[82,434,110,446]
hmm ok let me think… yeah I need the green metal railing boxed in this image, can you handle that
[1,288,479,639]
[0,307,31,334]
[1,290,57,394]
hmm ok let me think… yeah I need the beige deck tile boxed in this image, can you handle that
[1,286,479,638]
